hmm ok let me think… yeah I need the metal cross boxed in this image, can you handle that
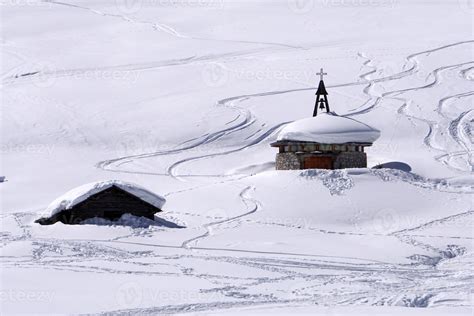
[317,68,327,81]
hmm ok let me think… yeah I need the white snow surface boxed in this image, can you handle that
[276,112,381,143]
[42,180,166,217]
[1,0,473,315]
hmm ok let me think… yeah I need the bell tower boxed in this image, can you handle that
[313,68,330,116]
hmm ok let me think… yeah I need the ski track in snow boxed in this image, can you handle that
[3,222,471,314]
[351,41,474,173]
[99,39,472,312]
[181,186,260,249]
[2,49,283,86]
[95,81,366,178]
[43,0,302,49]
[75,40,474,312]
[43,0,186,38]
[390,209,474,236]
[94,41,474,194]
[2,0,306,86]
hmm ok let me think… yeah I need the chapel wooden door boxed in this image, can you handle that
[303,156,333,169]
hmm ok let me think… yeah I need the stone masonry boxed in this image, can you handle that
[275,153,301,170]
[333,152,367,169]
[276,151,367,170]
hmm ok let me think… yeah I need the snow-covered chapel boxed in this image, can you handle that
[271,69,380,170]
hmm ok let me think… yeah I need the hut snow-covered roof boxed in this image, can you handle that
[42,180,166,218]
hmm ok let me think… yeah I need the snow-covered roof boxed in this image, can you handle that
[43,180,166,217]
[277,112,380,144]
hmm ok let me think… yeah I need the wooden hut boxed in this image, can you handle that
[36,180,165,225]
